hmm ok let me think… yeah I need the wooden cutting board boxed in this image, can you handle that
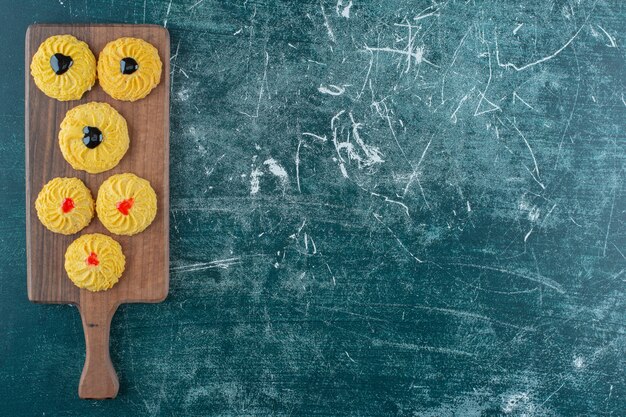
[25,24,169,399]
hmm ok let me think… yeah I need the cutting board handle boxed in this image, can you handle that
[77,296,119,399]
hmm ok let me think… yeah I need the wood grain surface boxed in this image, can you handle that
[25,24,169,399]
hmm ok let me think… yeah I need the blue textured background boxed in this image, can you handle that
[1,0,625,415]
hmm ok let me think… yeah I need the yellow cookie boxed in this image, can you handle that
[35,177,94,235]
[97,37,162,101]
[65,233,125,292]
[59,102,130,174]
[97,173,157,236]
[30,35,96,101]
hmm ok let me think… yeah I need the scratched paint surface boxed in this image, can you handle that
[1,0,624,415]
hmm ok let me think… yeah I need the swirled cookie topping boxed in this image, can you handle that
[30,35,96,101]
[35,177,94,235]
[97,173,157,236]
[65,233,125,292]
[59,102,130,174]
[97,37,162,101]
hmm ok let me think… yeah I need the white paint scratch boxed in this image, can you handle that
[171,257,241,273]
[511,119,544,189]
[413,4,440,21]
[349,112,385,166]
[524,228,533,242]
[264,158,289,193]
[335,0,352,18]
[451,88,475,123]
[295,139,303,193]
[540,382,565,406]
[330,112,407,217]
[326,263,336,285]
[176,87,190,102]
[603,186,616,257]
[613,245,626,261]
[242,51,269,118]
[513,91,534,110]
[596,25,617,47]
[413,11,438,21]
[163,0,172,28]
[402,137,433,208]
[320,3,336,43]
[556,44,581,169]
[302,132,328,142]
[318,84,345,96]
[573,356,585,369]
[441,27,472,103]
[364,18,438,73]
[187,0,205,11]
[250,167,263,195]
[339,162,349,178]
[308,235,317,254]
[452,263,565,293]
[540,203,557,227]
[365,46,426,69]
[358,51,374,99]
[371,98,411,175]
[377,340,475,358]
[366,45,423,62]
[332,111,385,169]
[412,304,531,331]
[474,50,501,116]
[528,206,540,222]
[495,24,585,71]
[366,188,410,216]
[296,131,328,192]
[373,213,423,263]
[502,392,530,414]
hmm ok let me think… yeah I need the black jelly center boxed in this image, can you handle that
[50,53,73,75]
[120,57,139,74]
[82,126,103,149]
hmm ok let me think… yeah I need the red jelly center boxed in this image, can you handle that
[61,198,75,213]
[116,198,134,215]
[86,252,99,267]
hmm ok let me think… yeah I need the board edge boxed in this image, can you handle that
[25,23,171,305]
[25,25,34,302]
